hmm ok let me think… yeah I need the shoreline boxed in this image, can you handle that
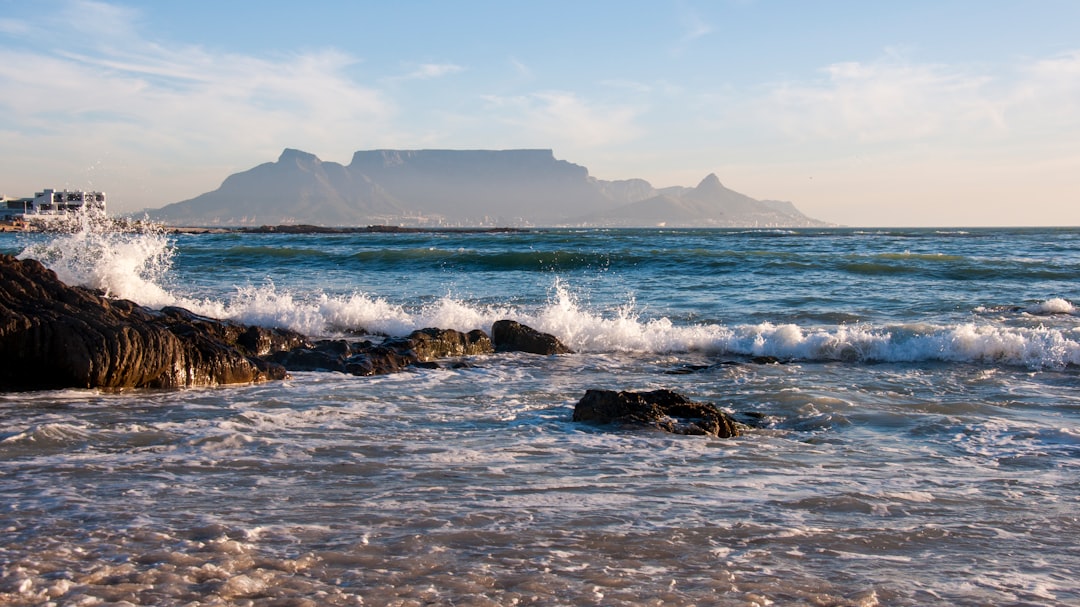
[168,224,531,235]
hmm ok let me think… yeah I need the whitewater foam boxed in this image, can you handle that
[1025,297,1076,315]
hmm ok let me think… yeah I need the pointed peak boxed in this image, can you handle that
[697,173,723,189]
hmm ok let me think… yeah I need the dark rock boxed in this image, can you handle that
[157,306,310,358]
[271,328,492,377]
[344,345,416,376]
[269,347,347,372]
[750,356,782,365]
[572,389,741,438]
[664,364,714,375]
[0,254,292,390]
[491,319,573,355]
[386,327,493,362]
[665,361,745,375]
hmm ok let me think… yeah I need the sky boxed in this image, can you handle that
[1,0,1078,226]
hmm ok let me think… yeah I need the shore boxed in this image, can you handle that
[167,224,530,235]
[0,217,529,235]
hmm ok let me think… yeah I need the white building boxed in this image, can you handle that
[1,188,107,220]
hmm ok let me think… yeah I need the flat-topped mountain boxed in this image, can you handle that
[148,148,829,227]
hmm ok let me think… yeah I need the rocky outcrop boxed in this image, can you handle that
[0,254,300,390]
[572,389,742,437]
[491,320,573,355]
[0,255,574,390]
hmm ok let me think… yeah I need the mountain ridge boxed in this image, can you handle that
[148,148,830,228]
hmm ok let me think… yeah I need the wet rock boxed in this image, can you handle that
[384,327,493,362]
[572,388,741,438]
[271,328,492,376]
[664,364,715,375]
[0,254,292,390]
[265,341,349,373]
[158,306,309,358]
[664,361,742,375]
[491,319,573,355]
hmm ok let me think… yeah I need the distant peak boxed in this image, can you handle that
[697,173,723,189]
[695,172,730,193]
[278,148,320,164]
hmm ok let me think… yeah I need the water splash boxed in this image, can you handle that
[18,210,177,308]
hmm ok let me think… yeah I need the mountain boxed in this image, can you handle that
[148,148,829,227]
[575,174,824,227]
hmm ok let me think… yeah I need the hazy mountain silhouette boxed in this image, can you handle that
[148,148,829,227]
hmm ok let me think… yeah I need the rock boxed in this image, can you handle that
[158,306,310,358]
[0,254,292,390]
[270,328,492,376]
[268,344,350,373]
[385,327,493,362]
[572,388,741,438]
[491,320,573,355]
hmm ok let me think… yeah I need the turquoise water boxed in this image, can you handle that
[2,226,1079,605]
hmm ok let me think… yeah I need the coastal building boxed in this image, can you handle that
[0,188,107,223]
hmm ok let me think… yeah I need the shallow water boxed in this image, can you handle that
[2,226,1079,605]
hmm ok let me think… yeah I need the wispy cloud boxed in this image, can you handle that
[1012,50,1080,126]
[671,1,713,56]
[0,3,393,159]
[508,56,533,80]
[397,62,465,81]
[752,58,1008,144]
[482,92,644,148]
[0,18,32,36]
[0,1,404,208]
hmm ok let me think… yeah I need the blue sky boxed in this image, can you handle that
[1,0,1078,226]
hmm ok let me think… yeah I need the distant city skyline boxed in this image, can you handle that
[1,0,1078,226]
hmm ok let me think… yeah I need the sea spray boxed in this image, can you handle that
[18,211,177,307]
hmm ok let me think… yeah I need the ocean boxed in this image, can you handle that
[1,223,1078,606]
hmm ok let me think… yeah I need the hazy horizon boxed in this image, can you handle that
[2,1,1078,227]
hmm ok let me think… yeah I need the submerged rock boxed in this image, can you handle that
[0,254,299,390]
[572,388,741,438]
[491,319,573,355]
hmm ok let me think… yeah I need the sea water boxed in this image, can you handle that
[1,224,1078,605]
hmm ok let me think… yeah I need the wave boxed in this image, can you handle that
[349,248,619,272]
[1025,297,1077,315]
[17,220,1080,370]
[219,286,1080,368]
